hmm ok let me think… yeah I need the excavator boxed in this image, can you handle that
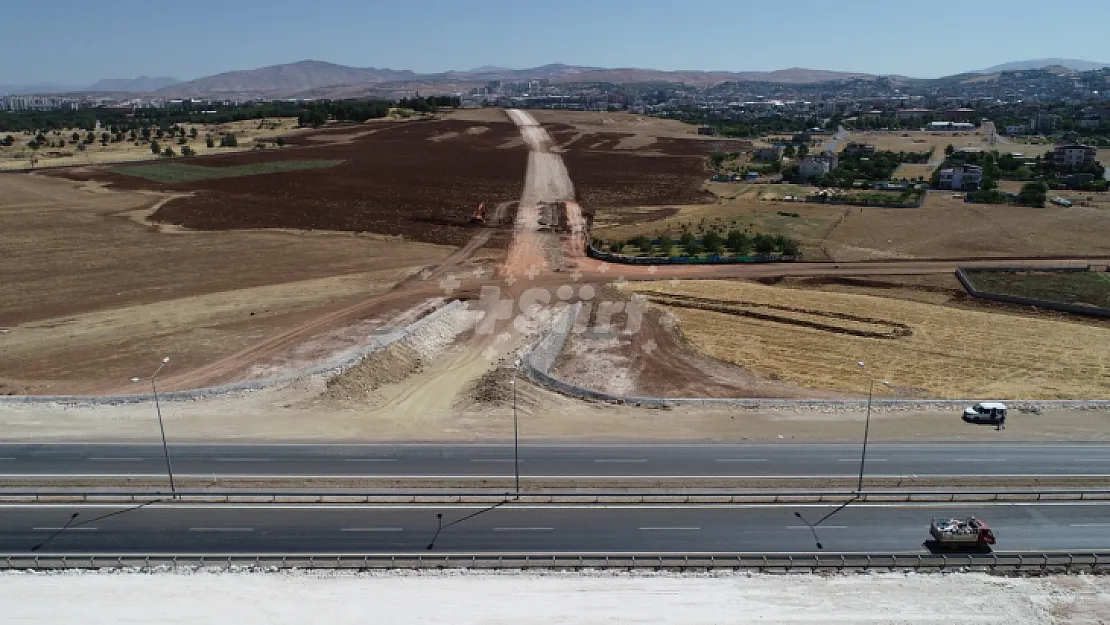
[469,202,485,224]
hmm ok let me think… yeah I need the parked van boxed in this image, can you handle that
[963,402,1007,423]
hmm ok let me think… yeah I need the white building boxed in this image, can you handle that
[798,153,839,180]
[927,121,976,132]
[938,165,983,191]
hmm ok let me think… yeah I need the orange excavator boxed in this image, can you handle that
[469,202,486,224]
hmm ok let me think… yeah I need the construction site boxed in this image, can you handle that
[2,107,1110,445]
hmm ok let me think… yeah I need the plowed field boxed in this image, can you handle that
[50,120,527,248]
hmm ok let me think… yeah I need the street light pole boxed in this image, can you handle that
[858,378,874,493]
[512,359,521,496]
[132,356,175,498]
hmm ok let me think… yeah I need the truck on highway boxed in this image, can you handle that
[929,516,996,549]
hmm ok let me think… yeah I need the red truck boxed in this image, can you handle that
[930,516,996,549]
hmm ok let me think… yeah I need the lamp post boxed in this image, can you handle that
[512,358,521,496]
[856,361,889,494]
[131,356,175,497]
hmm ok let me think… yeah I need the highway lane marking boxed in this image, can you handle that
[593,459,648,463]
[343,459,397,463]
[469,459,517,463]
[1070,523,1110,527]
[32,527,97,531]
[714,459,768,463]
[0,457,14,461]
[955,459,1008,462]
[88,457,147,462]
[216,458,271,462]
[493,527,554,532]
[341,527,404,532]
[787,525,848,530]
[188,527,254,532]
[836,458,888,462]
[638,527,700,531]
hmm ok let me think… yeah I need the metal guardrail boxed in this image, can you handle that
[1,552,1107,573]
[5,488,1110,504]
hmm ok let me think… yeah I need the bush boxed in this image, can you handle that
[276,137,285,147]
[150,140,160,154]
[219,133,238,147]
[181,146,196,157]
[162,147,175,158]
[205,135,215,148]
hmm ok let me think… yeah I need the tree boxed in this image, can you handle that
[783,145,796,158]
[726,230,750,256]
[944,143,955,157]
[150,140,160,154]
[679,230,697,251]
[781,237,800,257]
[630,234,653,254]
[178,136,187,145]
[129,129,138,141]
[27,140,40,150]
[657,234,674,256]
[71,132,80,142]
[219,133,238,147]
[205,135,215,148]
[2,135,13,147]
[701,230,723,255]
[181,146,196,157]
[86,131,95,143]
[275,137,285,147]
[753,234,777,255]
[100,132,110,143]
[162,147,175,158]
[797,143,809,159]
[189,127,198,139]
[1018,181,1048,207]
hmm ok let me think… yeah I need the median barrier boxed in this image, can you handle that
[4,488,1110,504]
[1,551,1107,573]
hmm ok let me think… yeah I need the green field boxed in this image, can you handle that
[110,159,342,183]
[967,270,1110,309]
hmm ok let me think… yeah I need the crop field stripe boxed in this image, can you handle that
[109,159,343,183]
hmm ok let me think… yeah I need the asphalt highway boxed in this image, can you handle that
[1,443,1108,478]
[2,501,1109,554]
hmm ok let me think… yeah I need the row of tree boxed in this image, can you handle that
[601,230,800,258]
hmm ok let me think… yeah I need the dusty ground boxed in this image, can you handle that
[0,171,462,394]
[627,279,1110,399]
[0,118,304,171]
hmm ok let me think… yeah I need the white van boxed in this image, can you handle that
[963,402,1007,423]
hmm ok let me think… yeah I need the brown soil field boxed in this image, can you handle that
[628,279,1110,399]
[0,172,458,394]
[49,119,528,248]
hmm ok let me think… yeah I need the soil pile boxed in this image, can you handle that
[323,343,422,401]
[469,367,515,406]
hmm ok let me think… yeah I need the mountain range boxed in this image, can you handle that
[4,58,1108,99]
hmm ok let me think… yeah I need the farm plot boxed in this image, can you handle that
[628,279,1110,399]
[51,119,528,248]
[966,270,1110,309]
[109,160,341,183]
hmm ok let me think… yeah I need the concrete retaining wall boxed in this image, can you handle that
[957,267,1110,319]
[0,299,467,406]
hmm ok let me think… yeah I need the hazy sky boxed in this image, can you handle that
[4,0,1110,85]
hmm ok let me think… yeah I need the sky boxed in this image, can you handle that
[4,0,1110,86]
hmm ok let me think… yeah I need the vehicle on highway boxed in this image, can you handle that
[930,516,996,550]
[963,402,1007,423]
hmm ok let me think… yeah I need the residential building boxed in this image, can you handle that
[895,108,931,120]
[843,142,875,157]
[798,152,838,180]
[1048,144,1098,168]
[754,146,784,161]
[1029,113,1060,132]
[937,165,983,191]
[926,121,976,132]
[941,108,977,122]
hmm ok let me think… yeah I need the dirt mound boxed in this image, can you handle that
[468,367,516,406]
[322,342,423,401]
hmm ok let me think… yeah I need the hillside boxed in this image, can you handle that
[157,60,416,97]
[87,76,181,92]
[978,58,1110,73]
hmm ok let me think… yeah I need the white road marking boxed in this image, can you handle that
[32,527,97,531]
[638,527,700,531]
[343,459,397,462]
[0,457,14,461]
[88,457,146,462]
[493,527,553,532]
[787,525,848,530]
[469,459,516,463]
[341,527,404,532]
[1070,523,1110,527]
[715,459,768,463]
[593,459,648,463]
[836,458,887,462]
[955,459,1007,462]
[216,458,270,462]
[188,527,254,532]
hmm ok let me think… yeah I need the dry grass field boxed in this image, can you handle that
[0,118,302,171]
[629,279,1110,399]
[0,173,455,394]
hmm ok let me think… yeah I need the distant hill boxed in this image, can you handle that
[157,60,417,97]
[0,82,84,95]
[977,58,1110,73]
[553,66,885,85]
[87,76,181,92]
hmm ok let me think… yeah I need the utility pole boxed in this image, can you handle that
[132,356,175,497]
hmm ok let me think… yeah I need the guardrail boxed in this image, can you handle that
[5,488,1110,504]
[1,552,1107,573]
